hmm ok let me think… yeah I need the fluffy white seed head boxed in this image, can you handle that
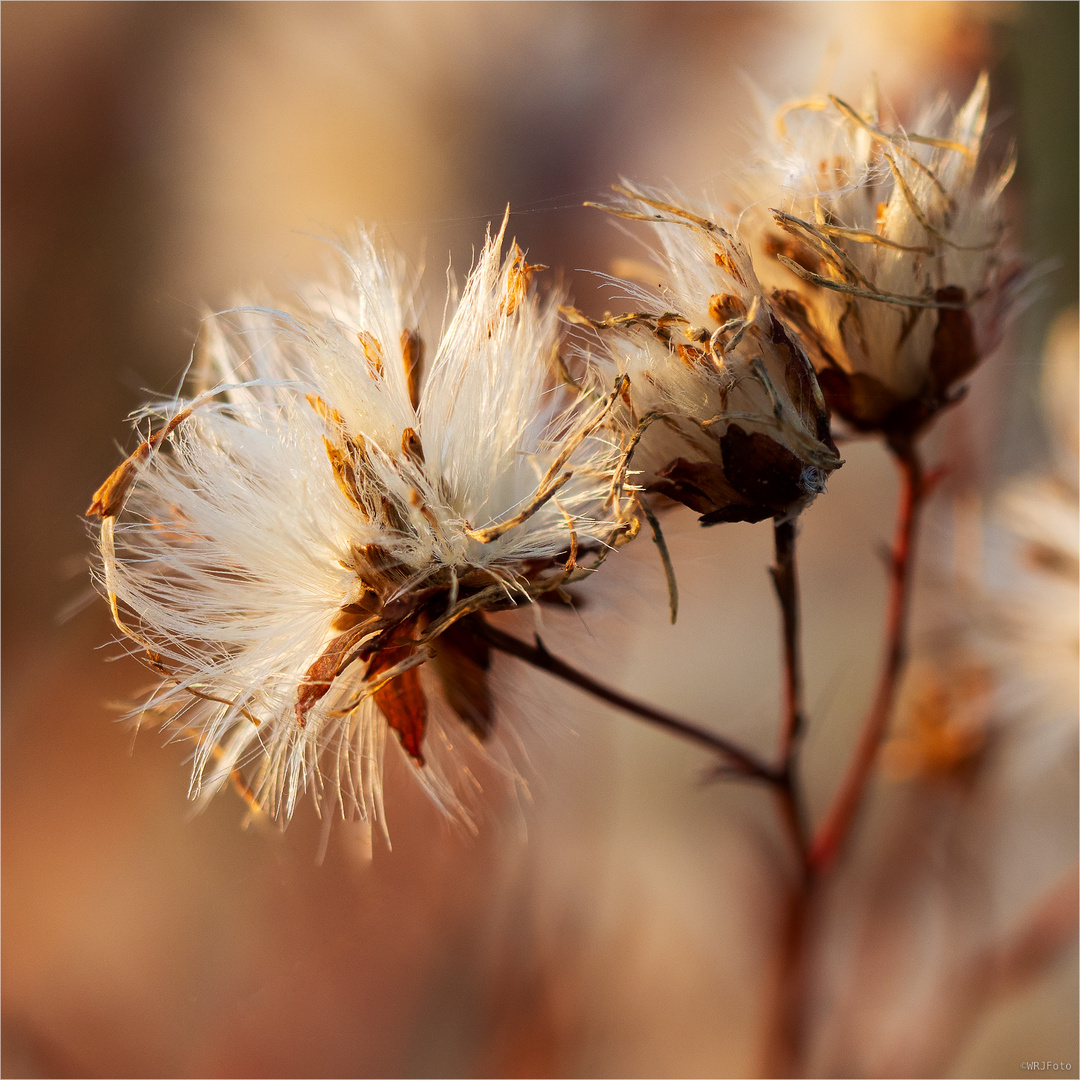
[578,185,841,525]
[88,218,636,831]
[739,74,1020,434]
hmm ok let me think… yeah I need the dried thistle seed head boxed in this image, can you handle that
[579,184,841,525]
[741,74,1021,436]
[87,218,637,832]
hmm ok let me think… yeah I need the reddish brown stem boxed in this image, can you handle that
[476,620,780,783]
[760,874,817,1078]
[758,519,815,1077]
[811,437,925,872]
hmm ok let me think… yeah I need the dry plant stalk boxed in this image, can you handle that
[86,71,1071,1079]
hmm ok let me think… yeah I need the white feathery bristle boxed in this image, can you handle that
[584,184,841,523]
[90,221,635,832]
[737,75,1015,406]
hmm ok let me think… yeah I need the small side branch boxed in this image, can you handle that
[811,438,925,872]
[475,620,779,782]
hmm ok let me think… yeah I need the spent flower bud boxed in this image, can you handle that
[577,184,841,524]
[742,74,1020,437]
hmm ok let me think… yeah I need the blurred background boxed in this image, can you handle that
[3,3,1076,1076]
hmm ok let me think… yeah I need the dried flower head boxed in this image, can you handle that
[87,219,637,829]
[741,74,1020,437]
[573,184,841,525]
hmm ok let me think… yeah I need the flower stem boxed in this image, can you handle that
[811,437,925,872]
[476,620,780,782]
[760,872,817,1078]
[770,517,811,864]
[758,518,815,1078]
[772,518,804,762]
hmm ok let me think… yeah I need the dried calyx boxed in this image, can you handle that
[742,74,1020,438]
[87,219,637,827]
[575,184,842,525]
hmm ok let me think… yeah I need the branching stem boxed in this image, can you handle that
[811,436,925,872]
[476,620,779,783]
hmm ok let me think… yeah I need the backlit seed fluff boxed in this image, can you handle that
[574,184,841,525]
[741,74,1021,436]
[87,218,638,830]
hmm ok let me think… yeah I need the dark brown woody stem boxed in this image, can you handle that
[475,620,780,782]
[770,518,811,864]
[772,517,804,764]
[759,518,817,1078]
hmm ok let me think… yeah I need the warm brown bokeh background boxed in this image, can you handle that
[3,3,1076,1077]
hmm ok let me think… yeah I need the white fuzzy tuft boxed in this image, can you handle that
[738,75,1019,410]
[89,219,636,832]
[581,184,841,524]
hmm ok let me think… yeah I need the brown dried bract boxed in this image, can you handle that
[431,616,493,740]
[401,427,425,466]
[295,623,371,728]
[712,249,746,286]
[322,437,364,510]
[401,328,424,411]
[928,286,979,393]
[329,587,382,631]
[720,424,805,510]
[369,641,428,765]
[87,407,194,519]
[708,293,748,325]
[815,366,900,431]
[503,243,547,317]
[358,331,385,378]
[768,315,834,446]
[651,457,771,524]
[676,343,707,369]
[306,393,344,426]
[763,233,824,277]
[813,286,981,436]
